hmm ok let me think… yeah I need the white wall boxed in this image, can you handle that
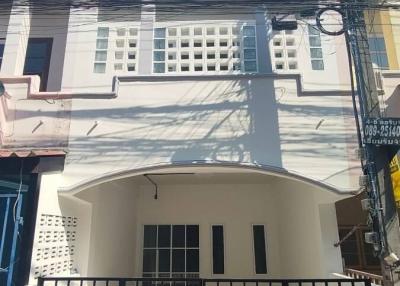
[60,77,360,192]
[28,173,92,285]
[29,12,70,91]
[77,179,139,276]
[273,178,342,278]
[0,7,361,193]
[0,80,71,148]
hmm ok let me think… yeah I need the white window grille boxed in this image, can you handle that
[94,25,139,74]
[270,28,298,72]
[152,23,257,74]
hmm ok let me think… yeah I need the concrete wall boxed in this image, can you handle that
[29,12,70,91]
[60,77,360,192]
[0,75,360,192]
[274,178,342,278]
[28,173,92,285]
[77,179,139,276]
[0,79,71,148]
[1,6,69,90]
[0,6,361,193]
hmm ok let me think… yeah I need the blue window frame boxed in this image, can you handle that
[368,37,389,69]
[23,38,53,91]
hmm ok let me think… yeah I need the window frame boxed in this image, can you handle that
[23,38,53,91]
[0,38,5,70]
[368,36,389,70]
[211,224,225,275]
[242,25,258,73]
[252,224,268,275]
[142,224,200,278]
[308,24,324,71]
[153,28,166,73]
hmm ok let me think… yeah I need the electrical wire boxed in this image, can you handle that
[3,0,400,16]
[345,31,364,153]
[13,160,23,223]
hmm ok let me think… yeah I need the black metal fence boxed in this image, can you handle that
[37,277,372,286]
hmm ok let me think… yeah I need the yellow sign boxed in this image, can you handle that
[390,154,400,208]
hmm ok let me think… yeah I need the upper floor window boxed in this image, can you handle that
[153,28,166,73]
[308,25,324,70]
[243,26,257,72]
[0,39,5,69]
[368,36,389,69]
[152,23,257,74]
[23,38,53,91]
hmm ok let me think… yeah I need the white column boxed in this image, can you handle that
[0,0,31,75]
[318,203,344,276]
[138,2,155,75]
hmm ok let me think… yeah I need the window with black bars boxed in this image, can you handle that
[142,225,200,279]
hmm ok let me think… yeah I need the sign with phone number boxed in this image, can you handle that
[364,118,400,145]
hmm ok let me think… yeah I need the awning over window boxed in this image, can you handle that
[0,149,67,158]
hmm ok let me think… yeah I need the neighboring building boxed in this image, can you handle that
[1,1,396,285]
[333,9,400,275]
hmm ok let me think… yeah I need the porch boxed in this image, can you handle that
[30,166,350,285]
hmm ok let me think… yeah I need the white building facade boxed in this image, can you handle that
[0,1,382,285]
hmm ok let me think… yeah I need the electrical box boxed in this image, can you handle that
[271,16,298,31]
[364,232,379,244]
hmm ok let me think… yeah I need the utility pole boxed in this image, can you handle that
[343,1,400,285]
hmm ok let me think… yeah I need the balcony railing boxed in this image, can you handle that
[37,277,372,286]
[344,268,383,285]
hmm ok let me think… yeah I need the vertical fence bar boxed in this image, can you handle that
[0,197,10,267]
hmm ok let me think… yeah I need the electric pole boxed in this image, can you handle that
[343,1,400,285]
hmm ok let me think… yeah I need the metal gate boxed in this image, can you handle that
[0,180,27,286]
